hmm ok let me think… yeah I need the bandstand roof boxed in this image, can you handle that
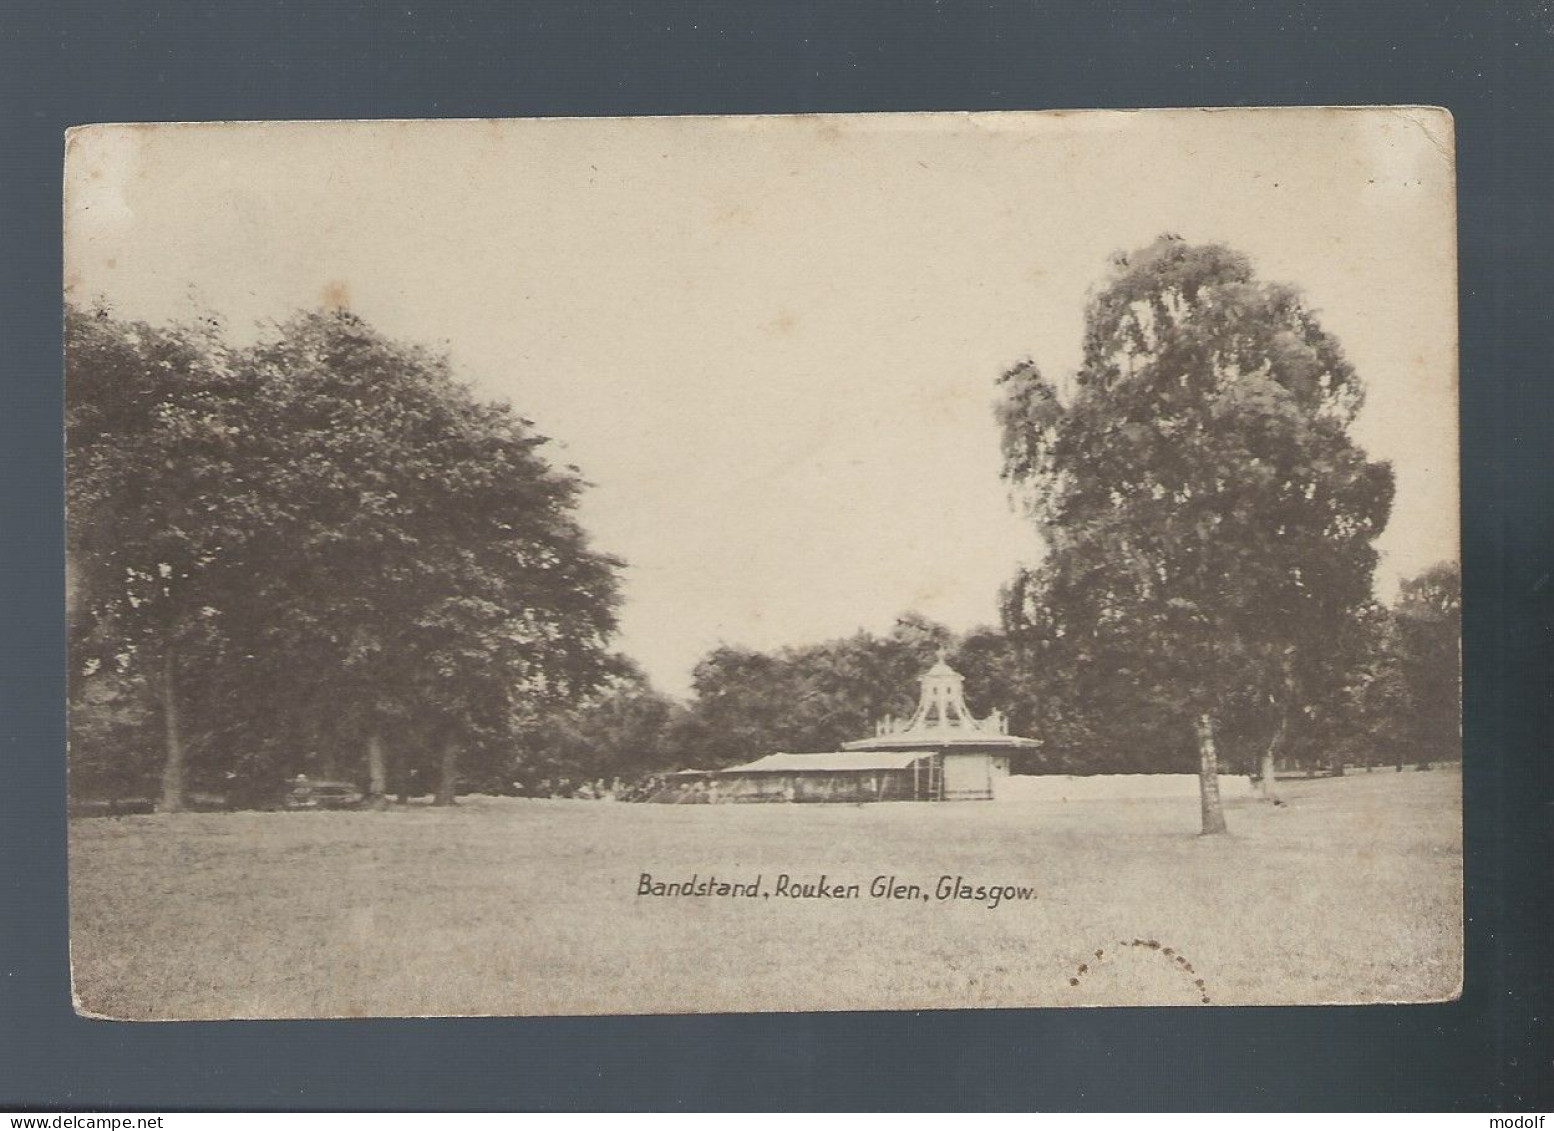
[841,651,1039,751]
[842,730,1040,751]
[717,750,926,774]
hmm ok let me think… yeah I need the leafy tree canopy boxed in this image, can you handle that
[997,237,1395,829]
[67,306,623,807]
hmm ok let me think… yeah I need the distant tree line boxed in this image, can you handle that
[591,567,1456,785]
[493,552,1458,790]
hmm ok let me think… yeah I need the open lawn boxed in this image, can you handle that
[69,768,1461,1018]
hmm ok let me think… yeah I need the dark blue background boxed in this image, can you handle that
[2,0,1550,1112]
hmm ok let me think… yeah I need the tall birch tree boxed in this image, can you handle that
[998,237,1393,833]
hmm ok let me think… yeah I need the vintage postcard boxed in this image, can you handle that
[64,109,1460,1019]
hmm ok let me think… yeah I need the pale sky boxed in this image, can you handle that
[65,109,1459,697]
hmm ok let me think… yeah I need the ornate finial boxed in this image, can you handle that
[935,646,949,663]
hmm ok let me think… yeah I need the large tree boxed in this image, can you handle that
[511,656,682,793]
[66,309,267,811]
[67,306,622,808]
[998,237,1394,833]
[221,310,623,805]
[1388,561,1462,770]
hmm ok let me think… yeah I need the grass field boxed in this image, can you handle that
[68,767,1461,1019]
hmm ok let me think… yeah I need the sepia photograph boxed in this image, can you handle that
[63,108,1461,1020]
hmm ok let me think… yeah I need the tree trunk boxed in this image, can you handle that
[320,738,338,782]
[365,733,389,811]
[157,648,186,813]
[1195,712,1228,836]
[433,736,459,806]
[393,741,410,803]
[1260,708,1286,803]
[304,714,326,780]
